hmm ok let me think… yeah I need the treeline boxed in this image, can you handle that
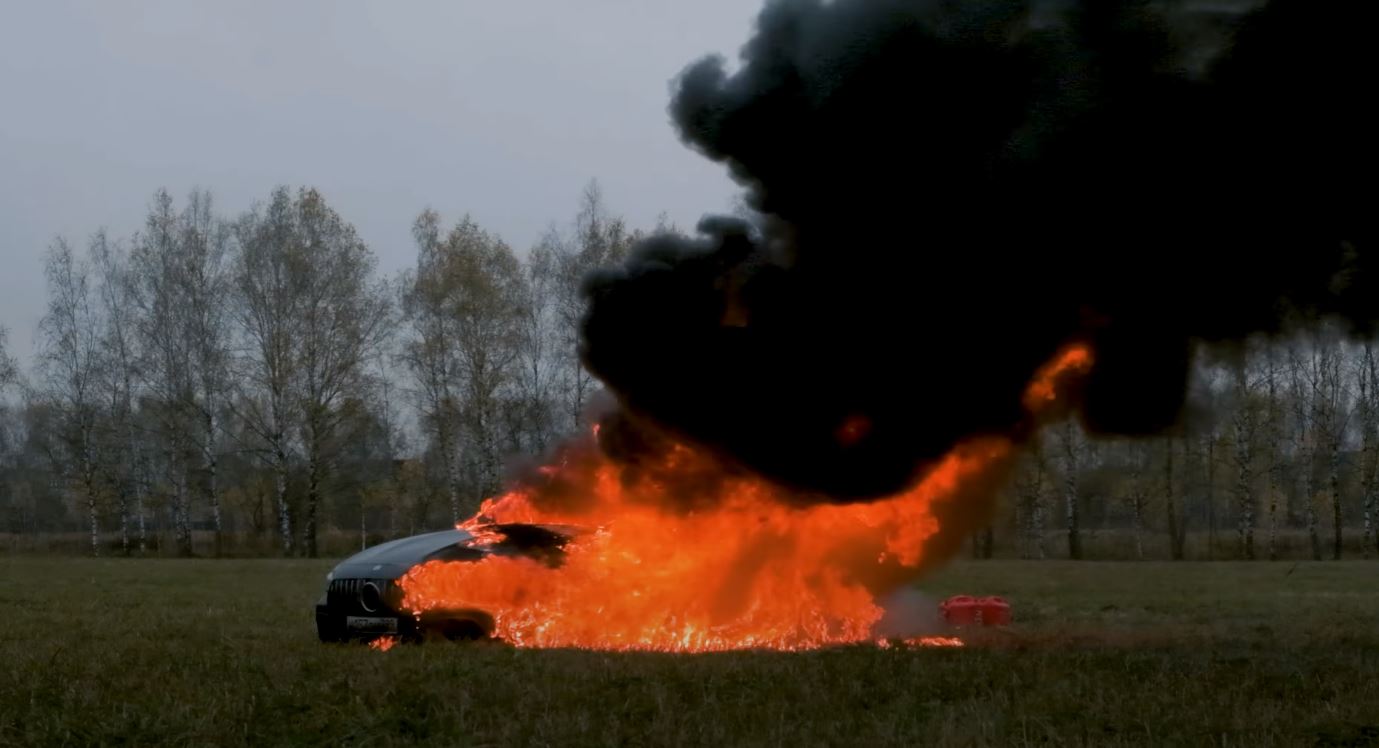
[999,329,1379,561]
[0,182,653,557]
[2,186,1378,561]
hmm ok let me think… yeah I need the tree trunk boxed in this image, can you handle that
[1307,503,1321,561]
[1265,356,1281,561]
[1233,363,1255,560]
[1166,437,1185,561]
[1062,422,1081,560]
[305,446,321,559]
[174,461,193,557]
[1306,462,1321,561]
[85,480,100,558]
[1128,446,1145,560]
[1205,434,1216,560]
[119,496,129,556]
[206,412,222,557]
[1267,486,1279,561]
[129,420,147,554]
[1020,450,1046,560]
[275,446,292,556]
[136,490,147,554]
[1235,434,1254,560]
[1330,440,1343,560]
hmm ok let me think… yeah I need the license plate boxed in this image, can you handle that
[346,616,398,634]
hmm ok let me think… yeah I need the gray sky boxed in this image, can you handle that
[0,0,755,363]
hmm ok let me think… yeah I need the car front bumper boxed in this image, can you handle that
[315,598,416,643]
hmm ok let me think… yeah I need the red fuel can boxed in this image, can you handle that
[940,595,1011,626]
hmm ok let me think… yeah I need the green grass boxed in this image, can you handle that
[1,558,1377,747]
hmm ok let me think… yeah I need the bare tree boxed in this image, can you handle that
[1124,440,1149,560]
[177,190,233,555]
[402,211,524,518]
[1263,345,1285,561]
[551,180,635,431]
[400,209,465,523]
[232,187,302,555]
[513,231,562,454]
[0,328,16,388]
[445,218,523,504]
[368,360,408,542]
[128,189,232,556]
[1058,418,1083,560]
[1314,339,1351,560]
[294,188,392,558]
[91,231,145,554]
[1013,439,1048,559]
[1359,342,1379,559]
[1288,341,1322,561]
[1230,351,1258,559]
[1163,432,1187,561]
[37,238,105,556]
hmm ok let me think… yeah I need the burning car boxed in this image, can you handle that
[314,522,585,644]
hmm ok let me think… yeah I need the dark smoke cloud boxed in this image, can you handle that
[578,0,1376,502]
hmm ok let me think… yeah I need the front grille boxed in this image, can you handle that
[327,578,398,613]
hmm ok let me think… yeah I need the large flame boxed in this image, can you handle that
[397,344,1091,652]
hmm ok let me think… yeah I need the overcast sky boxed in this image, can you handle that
[0,0,756,363]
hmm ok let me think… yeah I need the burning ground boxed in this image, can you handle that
[396,347,1091,651]
[397,0,1371,651]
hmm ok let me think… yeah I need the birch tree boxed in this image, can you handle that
[1313,340,1350,560]
[444,217,523,504]
[176,190,233,555]
[37,238,105,556]
[1124,440,1149,560]
[0,327,16,397]
[1263,345,1285,561]
[91,231,144,554]
[233,187,302,555]
[1358,343,1379,559]
[1288,342,1322,561]
[294,188,392,558]
[550,180,635,431]
[1058,418,1084,560]
[401,209,465,523]
[128,190,232,556]
[1163,433,1186,560]
[403,211,524,517]
[1013,439,1048,559]
[1230,352,1258,559]
[514,231,562,454]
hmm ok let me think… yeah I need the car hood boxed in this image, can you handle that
[329,528,473,580]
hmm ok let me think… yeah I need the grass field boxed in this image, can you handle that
[2,558,1377,747]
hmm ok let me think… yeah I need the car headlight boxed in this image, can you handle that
[326,571,334,583]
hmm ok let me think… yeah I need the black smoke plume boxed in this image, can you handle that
[578,0,1376,503]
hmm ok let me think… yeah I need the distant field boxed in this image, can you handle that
[1,559,1377,747]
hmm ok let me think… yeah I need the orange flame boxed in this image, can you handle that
[368,636,398,652]
[396,344,1092,652]
[1022,343,1092,412]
